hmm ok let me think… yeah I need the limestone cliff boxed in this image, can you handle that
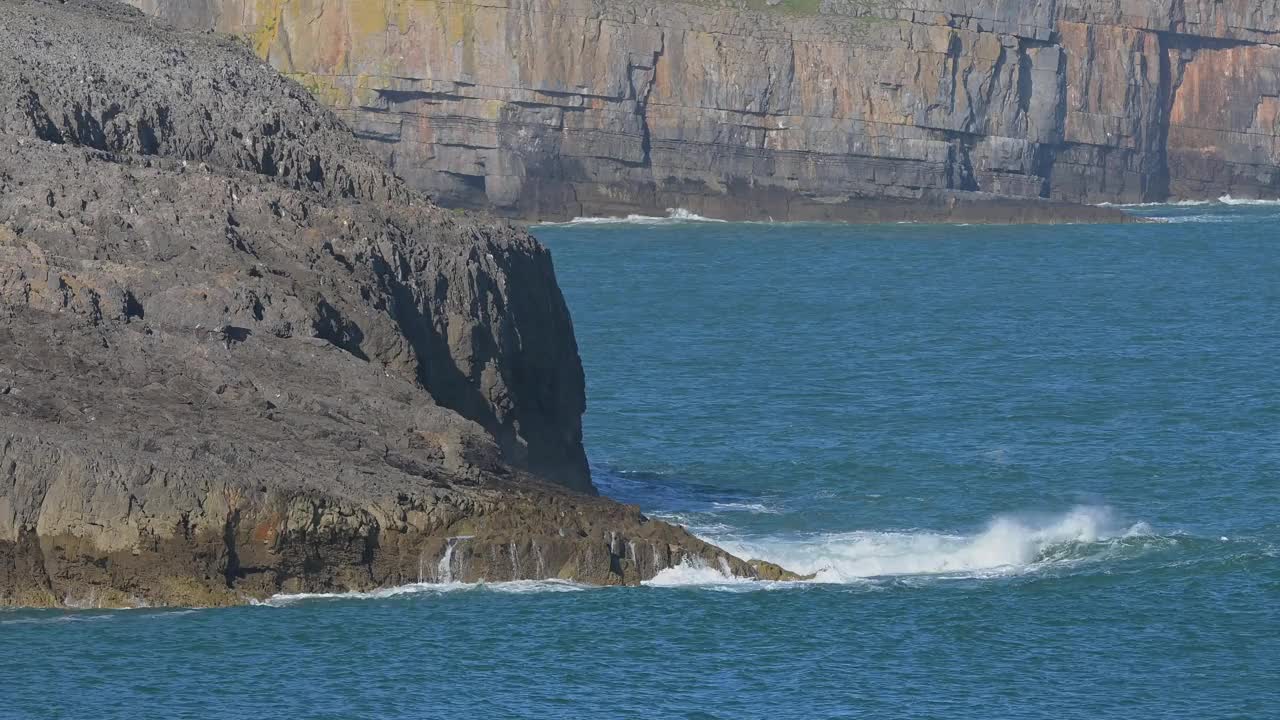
[129,0,1280,221]
[0,0,794,607]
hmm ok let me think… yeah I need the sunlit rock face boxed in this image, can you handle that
[132,0,1280,216]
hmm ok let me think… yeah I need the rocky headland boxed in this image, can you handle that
[129,0,1280,222]
[0,0,794,608]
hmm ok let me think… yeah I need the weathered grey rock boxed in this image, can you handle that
[129,0,1280,216]
[2,0,593,489]
[0,0,797,607]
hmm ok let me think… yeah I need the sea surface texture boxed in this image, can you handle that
[5,203,1279,718]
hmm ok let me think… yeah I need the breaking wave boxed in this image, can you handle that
[1096,199,1212,208]
[546,208,726,226]
[643,558,806,592]
[1217,195,1280,205]
[644,559,757,588]
[700,506,1173,584]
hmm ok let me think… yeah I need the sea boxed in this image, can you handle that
[3,201,1278,718]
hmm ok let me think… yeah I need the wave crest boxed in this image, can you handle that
[712,506,1160,583]
[545,208,726,226]
[1218,195,1280,205]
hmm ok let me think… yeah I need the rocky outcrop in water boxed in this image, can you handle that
[129,0,1280,220]
[0,0,794,607]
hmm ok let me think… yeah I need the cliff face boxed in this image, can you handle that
[130,0,1280,220]
[4,0,593,492]
[0,0,792,607]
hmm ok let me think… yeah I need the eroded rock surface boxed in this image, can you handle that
[0,0,791,607]
[131,0,1280,219]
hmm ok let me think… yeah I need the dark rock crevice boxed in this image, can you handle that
[221,502,242,588]
[1147,32,1178,202]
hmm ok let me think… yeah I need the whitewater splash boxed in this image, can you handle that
[548,208,727,226]
[1217,194,1280,205]
[643,556,804,591]
[644,558,754,588]
[642,506,1160,587]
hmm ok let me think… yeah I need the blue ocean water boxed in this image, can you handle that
[4,202,1279,718]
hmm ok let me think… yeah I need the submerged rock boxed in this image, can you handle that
[0,0,786,607]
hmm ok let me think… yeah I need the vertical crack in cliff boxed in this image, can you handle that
[634,32,665,172]
[989,41,1009,121]
[1150,33,1177,201]
[222,508,241,588]
[1016,42,1033,116]
[941,131,978,192]
[1038,35,1071,200]
[946,33,962,116]
[1153,31,1249,200]
[638,101,653,171]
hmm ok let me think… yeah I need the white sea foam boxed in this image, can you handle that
[1097,196,1280,209]
[666,208,725,222]
[1217,194,1280,205]
[1096,199,1212,208]
[709,506,1155,583]
[0,613,119,626]
[651,513,737,536]
[709,501,782,514]
[1152,214,1236,224]
[643,558,753,587]
[482,579,592,594]
[547,208,727,226]
[264,579,591,605]
[642,557,803,591]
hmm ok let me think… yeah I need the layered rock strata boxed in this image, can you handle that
[0,0,792,607]
[132,0,1280,220]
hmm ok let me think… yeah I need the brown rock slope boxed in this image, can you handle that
[133,0,1280,220]
[0,0,792,608]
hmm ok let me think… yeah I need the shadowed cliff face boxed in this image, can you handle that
[1,0,590,493]
[0,0,803,607]
[129,0,1280,219]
